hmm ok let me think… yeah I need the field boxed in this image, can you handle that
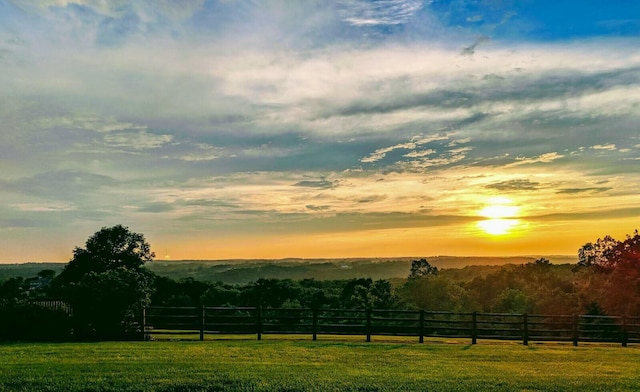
[1,339,639,391]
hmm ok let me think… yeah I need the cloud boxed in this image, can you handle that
[461,35,490,56]
[294,179,340,189]
[306,204,331,211]
[591,144,617,151]
[360,142,417,163]
[36,116,148,133]
[531,207,640,222]
[508,152,564,167]
[485,179,541,192]
[12,202,76,212]
[556,187,612,194]
[174,144,225,162]
[135,202,175,214]
[340,0,423,26]
[2,0,640,260]
[354,194,387,203]
[214,210,475,235]
[104,130,174,150]
[1,170,116,200]
[403,149,436,158]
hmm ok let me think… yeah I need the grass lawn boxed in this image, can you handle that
[1,338,639,391]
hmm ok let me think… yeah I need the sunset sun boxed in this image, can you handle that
[477,199,521,236]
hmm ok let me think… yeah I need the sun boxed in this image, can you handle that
[479,204,519,219]
[478,219,519,235]
[477,198,521,236]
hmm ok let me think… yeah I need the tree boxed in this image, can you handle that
[57,225,154,285]
[399,275,474,312]
[0,277,27,303]
[409,258,438,279]
[55,225,155,340]
[70,268,154,339]
[577,235,617,267]
[492,288,532,314]
[575,230,640,316]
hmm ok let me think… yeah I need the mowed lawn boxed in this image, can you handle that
[1,338,639,391]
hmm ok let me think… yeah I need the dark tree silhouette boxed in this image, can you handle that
[409,258,438,279]
[576,230,640,316]
[57,225,154,285]
[54,225,155,340]
[577,235,617,268]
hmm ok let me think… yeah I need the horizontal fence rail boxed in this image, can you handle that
[143,306,640,346]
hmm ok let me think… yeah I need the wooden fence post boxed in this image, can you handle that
[621,316,628,348]
[366,308,372,343]
[572,314,579,347]
[312,308,318,341]
[522,313,529,346]
[199,305,205,341]
[419,310,425,344]
[471,312,477,345]
[141,306,147,341]
[256,306,263,341]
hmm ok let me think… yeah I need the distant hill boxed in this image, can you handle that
[0,262,65,282]
[0,256,576,284]
[145,256,576,284]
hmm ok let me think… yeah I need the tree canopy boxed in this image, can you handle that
[408,258,438,279]
[57,225,154,285]
[54,225,155,339]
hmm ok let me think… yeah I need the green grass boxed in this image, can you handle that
[1,339,639,391]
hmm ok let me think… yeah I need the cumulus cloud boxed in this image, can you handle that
[591,144,617,151]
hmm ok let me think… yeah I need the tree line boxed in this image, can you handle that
[1,225,639,341]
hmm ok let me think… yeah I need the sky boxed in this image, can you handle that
[1,0,640,263]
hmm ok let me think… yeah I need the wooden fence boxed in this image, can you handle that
[143,306,640,346]
[29,300,73,315]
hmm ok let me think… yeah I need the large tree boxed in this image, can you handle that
[55,225,155,340]
[577,230,640,316]
[57,225,154,285]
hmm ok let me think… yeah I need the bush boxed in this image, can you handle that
[0,303,72,341]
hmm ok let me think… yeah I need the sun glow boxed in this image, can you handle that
[478,219,519,235]
[477,198,521,236]
[479,204,519,219]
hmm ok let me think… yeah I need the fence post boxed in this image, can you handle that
[312,308,318,341]
[471,312,477,345]
[621,316,628,348]
[256,306,263,341]
[572,314,579,347]
[199,305,205,341]
[419,310,425,344]
[522,313,529,346]
[141,306,147,341]
[366,308,372,342]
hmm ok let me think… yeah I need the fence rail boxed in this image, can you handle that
[143,306,640,346]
